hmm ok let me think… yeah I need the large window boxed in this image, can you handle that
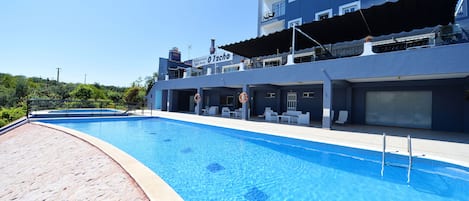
[339,1,360,15]
[272,1,286,17]
[365,91,432,129]
[315,9,332,21]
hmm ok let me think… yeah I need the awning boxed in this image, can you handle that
[220,0,457,58]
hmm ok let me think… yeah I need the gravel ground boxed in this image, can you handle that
[0,123,149,201]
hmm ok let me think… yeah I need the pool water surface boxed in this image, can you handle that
[39,117,469,201]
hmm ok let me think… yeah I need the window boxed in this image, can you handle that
[315,9,332,21]
[288,18,302,28]
[339,1,360,15]
[220,95,234,106]
[265,93,276,98]
[287,92,297,111]
[272,1,286,17]
[263,57,282,67]
[294,52,314,63]
[222,64,240,73]
[302,92,315,98]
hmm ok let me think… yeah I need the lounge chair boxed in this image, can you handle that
[335,110,348,124]
[221,107,231,118]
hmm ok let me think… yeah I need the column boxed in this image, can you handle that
[322,70,332,129]
[242,84,249,120]
[167,89,173,112]
[195,88,204,115]
[346,86,353,122]
[276,88,282,113]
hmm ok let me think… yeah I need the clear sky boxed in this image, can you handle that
[0,0,258,87]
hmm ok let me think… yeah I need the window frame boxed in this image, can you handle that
[315,9,333,21]
[263,57,282,67]
[339,1,360,15]
[288,18,303,28]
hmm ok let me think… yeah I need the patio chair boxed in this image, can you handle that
[297,112,310,125]
[221,107,231,118]
[335,110,348,124]
[265,110,278,122]
[208,106,219,116]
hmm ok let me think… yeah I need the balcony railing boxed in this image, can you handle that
[162,25,468,81]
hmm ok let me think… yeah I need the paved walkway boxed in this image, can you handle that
[134,110,469,168]
[0,124,148,201]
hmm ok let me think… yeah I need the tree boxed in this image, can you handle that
[70,84,93,100]
[124,87,141,104]
[107,91,123,104]
[15,76,28,102]
[144,72,158,95]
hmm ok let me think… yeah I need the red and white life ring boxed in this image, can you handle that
[194,93,201,103]
[239,92,249,104]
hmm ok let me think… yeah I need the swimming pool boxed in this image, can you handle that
[39,117,469,201]
[48,109,121,113]
[31,108,127,118]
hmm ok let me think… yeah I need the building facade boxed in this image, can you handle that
[258,0,469,36]
[148,0,469,134]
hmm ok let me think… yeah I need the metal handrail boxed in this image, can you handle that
[381,133,386,177]
[381,133,413,184]
[407,135,412,184]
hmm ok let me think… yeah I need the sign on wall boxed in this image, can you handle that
[192,51,233,67]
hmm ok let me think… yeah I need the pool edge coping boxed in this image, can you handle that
[32,121,184,201]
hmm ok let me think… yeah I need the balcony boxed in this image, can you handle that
[260,0,285,22]
[161,25,468,83]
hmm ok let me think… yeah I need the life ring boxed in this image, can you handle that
[194,93,201,103]
[239,92,249,104]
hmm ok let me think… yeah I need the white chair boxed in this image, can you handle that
[208,106,219,116]
[265,110,278,122]
[297,112,310,125]
[221,107,231,118]
[335,110,348,124]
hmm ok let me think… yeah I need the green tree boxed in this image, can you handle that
[70,84,93,100]
[124,87,141,104]
[15,76,29,102]
[107,91,123,104]
[144,72,158,95]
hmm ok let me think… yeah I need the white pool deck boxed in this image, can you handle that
[133,110,469,168]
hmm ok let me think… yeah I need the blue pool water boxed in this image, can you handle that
[39,117,469,201]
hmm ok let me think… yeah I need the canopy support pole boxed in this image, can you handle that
[294,26,332,56]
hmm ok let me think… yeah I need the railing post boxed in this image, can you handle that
[381,132,386,177]
[407,135,412,184]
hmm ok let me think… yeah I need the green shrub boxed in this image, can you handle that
[0,107,26,127]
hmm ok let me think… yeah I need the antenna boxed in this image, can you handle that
[56,67,61,82]
[188,45,192,60]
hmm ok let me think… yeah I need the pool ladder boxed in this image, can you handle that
[381,133,412,183]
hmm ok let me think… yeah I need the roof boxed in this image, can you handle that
[220,0,458,58]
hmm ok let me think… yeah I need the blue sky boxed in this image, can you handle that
[0,0,258,86]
